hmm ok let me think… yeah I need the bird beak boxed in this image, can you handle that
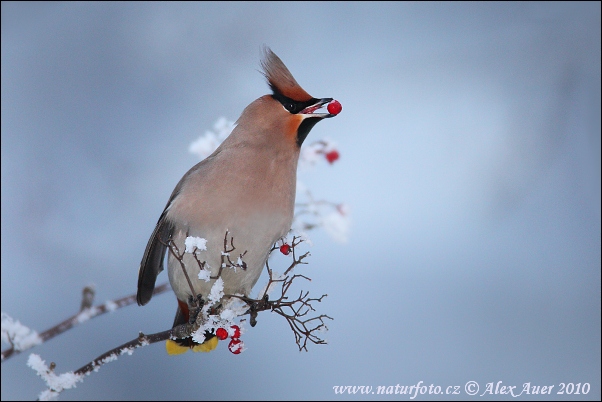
[300,98,336,118]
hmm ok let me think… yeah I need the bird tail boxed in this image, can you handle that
[165,299,218,355]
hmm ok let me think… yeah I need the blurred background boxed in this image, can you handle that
[2,2,600,400]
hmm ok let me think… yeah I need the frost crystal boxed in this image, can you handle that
[212,117,236,141]
[185,237,207,253]
[1,312,42,352]
[322,210,350,243]
[189,117,236,160]
[191,294,247,345]
[206,278,224,307]
[75,307,99,324]
[220,308,237,322]
[27,354,84,401]
[198,268,211,282]
[104,300,118,312]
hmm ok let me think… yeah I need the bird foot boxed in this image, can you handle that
[246,294,270,327]
[187,294,205,324]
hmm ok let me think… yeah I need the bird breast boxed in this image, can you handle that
[165,143,299,302]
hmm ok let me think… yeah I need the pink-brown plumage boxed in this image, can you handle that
[137,46,338,351]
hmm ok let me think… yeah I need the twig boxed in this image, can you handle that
[226,236,331,351]
[22,233,331,401]
[72,329,173,376]
[1,283,171,362]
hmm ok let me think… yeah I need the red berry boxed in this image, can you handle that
[280,244,291,255]
[228,338,243,354]
[325,150,340,164]
[230,325,241,339]
[327,100,342,115]
[216,328,228,340]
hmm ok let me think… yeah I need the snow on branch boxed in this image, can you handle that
[28,329,176,401]
[1,284,171,362]
[4,117,345,399]
[25,231,329,399]
[166,231,331,352]
[229,236,333,351]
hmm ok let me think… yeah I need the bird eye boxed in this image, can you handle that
[287,103,296,113]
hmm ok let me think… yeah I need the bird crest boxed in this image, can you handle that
[261,46,313,102]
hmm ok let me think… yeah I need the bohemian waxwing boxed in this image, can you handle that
[136,47,340,353]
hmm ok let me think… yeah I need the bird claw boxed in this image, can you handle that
[246,294,270,327]
[187,294,205,324]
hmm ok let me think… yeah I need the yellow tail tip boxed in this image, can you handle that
[166,339,190,355]
[192,336,219,352]
[166,336,219,355]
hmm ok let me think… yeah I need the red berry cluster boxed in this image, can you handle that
[216,325,244,354]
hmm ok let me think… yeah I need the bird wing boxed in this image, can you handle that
[136,191,179,306]
[137,152,220,306]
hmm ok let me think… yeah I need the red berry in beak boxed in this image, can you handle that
[280,244,291,255]
[230,325,241,339]
[228,338,243,354]
[325,150,340,164]
[327,100,342,115]
[216,328,228,340]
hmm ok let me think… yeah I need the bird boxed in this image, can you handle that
[136,46,340,354]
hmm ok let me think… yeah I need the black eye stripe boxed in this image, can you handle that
[270,90,318,114]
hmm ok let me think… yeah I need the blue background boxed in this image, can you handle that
[2,2,600,400]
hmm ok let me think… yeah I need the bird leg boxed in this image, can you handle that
[186,294,205,325]
[239,294,270,327]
